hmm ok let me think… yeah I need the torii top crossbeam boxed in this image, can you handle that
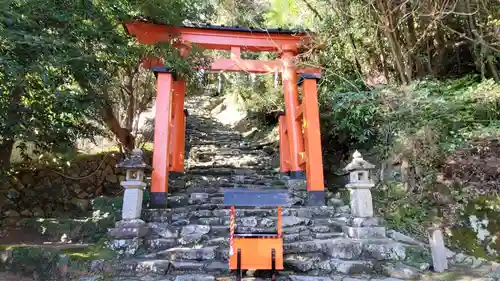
[123,20,321,75]
[123,19,326,208]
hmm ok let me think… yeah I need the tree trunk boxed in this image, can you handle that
[375,0,409,84]
[100,103,135,152]
[0,85,23,171]
[487,55,500,82]
[73,73,135,152]
[333,0,364,76]
[0,139,15,172]
[405,2,424,78]
[377,30,390,83]
[432,28,447,76]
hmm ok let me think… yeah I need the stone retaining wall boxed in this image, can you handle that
[0,151,152,219]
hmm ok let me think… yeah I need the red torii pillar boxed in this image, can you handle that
[151,67,174,208]
[279,51,325,205]
[150,67,188,208]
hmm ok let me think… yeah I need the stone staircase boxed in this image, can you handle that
[103,93,499,281]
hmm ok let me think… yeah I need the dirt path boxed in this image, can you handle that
[0,226,51,246]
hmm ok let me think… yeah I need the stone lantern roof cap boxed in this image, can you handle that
[344,150,375,171]
[117,149,150,170]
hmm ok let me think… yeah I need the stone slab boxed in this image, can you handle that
[223,188,291,207]
[343,226,386,239]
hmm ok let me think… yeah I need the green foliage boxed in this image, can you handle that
[404,247,432,267]
[320,77,500,165]
[450,195,500,260]
[0,243,115,281]
[0,0,214,169]
[1,247,64,280]
[265,0,301,27]
[373,182,437,238]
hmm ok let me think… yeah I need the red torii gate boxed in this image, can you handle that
[123,21,326,206]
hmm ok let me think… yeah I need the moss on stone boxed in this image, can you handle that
[404,246,432,268]
[449,195,499,261]
[0,242,117,281]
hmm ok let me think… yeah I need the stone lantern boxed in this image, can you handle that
[344,150,375,218]
[109,148,149,240]
[343,151,386,239]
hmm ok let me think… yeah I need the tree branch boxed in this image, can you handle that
[301,0,323,20]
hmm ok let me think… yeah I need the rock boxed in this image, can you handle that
[331,259,373,274]
[109,221,149,239]
[3,210,20,217]
[261,218,275,227]
[170,261,205,271]
[190,193,209,203]
[322,239,363,259]
[282,216,310,227]
[362,242,406,261]
[418,262,430,271]
[145,238,177,251]
[387,230,426,247]
[106,238,142,256]
[471,257,486,268]
[284,241,321,254]
[352,217,384,227]
[174,275,215,281]
[205,261,229,272]
[312,225,330,233]
[71,198,90,212]
[343,226,386,239]
[180,225,210,244]
[159,228,179,239]
[317,260,332,272]
[88,259,107,272]
[241,216,258,227]
[289,277,333,281]
[336,205,350,213]
[198,217,221,225]
[78,276,104,281]
[7,189,20,199]
[20,210,33,217]
[32,207,44,217]
[77,191,89,199]
[381,262,421,279]
[284,255,319,272]
[161,247,217,261]
[452,253,468,264]
[328,198,344,207]
[136,260,170,273]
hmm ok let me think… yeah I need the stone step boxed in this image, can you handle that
[117,258,230,275]
[192,149,262,156]
[144,206,345,222]
[146,225,345,247]
[186,167,279,176]
[148,246,222,261]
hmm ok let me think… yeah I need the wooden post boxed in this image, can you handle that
[301,77,325,205]
[428,227,448,272]
[281,45,305,178]
[151,67,174,208]
[278,114,290,176]
[170,80,186,172]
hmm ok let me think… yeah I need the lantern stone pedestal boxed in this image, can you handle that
[108,149,150,256]
[342,151,386,239]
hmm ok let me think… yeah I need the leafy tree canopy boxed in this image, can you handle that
[0,0,214,169]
